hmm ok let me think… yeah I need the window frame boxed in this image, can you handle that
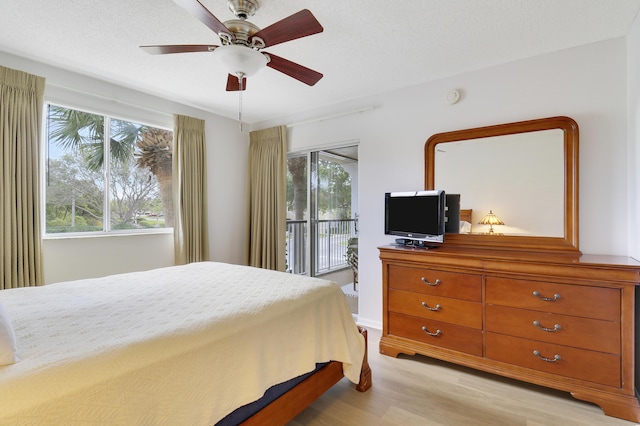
[42,101,174,238]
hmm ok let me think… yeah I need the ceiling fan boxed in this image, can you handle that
[140,0,324,91]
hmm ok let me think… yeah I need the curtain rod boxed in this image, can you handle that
[45,82,174,118]
[286,105,375,128]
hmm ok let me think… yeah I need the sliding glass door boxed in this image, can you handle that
[286,146,358,277]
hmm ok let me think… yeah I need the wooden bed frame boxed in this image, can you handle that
[460,209,472,224]
[241,327,372,425]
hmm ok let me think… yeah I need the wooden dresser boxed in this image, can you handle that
[379,245,640,422]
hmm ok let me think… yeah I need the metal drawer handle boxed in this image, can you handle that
[421,301,441,311]
[421,326,442,337]
[533,350,561,362]
[533,320,562,332]
[421,277,441,286]
[532,291,561,302]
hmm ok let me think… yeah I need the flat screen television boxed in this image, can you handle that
[384,190,446,247]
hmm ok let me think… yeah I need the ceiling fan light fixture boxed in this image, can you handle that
[212,45,267,77]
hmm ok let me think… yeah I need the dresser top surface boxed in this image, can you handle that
[379,245,640,269]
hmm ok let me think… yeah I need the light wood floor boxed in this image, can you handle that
[290,328,637,426]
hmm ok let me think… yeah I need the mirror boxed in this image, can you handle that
[425,116,579,254]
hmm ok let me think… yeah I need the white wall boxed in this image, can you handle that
[42,233,175,283]
[0,51,248,283]
[257,38,631,330]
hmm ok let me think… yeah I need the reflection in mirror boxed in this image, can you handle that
[425,116,579,254]
[435,129,564,237]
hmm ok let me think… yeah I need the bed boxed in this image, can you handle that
[459,208,473,233]
[460,208,472,224]
[0,261,371,425]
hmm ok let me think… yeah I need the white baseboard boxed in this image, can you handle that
[355,317,382,331]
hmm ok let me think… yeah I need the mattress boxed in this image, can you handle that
[0,262,365,425]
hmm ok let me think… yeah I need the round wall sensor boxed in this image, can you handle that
[446,89,461,104]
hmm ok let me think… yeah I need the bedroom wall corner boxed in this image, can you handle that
[627,11,640,261]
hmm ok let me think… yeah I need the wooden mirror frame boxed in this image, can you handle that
[425,116,580,254]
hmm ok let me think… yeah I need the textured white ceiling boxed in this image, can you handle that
[1,0,639,123]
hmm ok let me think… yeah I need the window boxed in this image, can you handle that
[44,104,173,234]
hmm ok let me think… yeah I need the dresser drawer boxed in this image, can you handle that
[388,265,481,301]
[486,333,620,387]
[389,289,482,329]
[388,312,483,356]
[485,277,620,321]
[486,305,620,354]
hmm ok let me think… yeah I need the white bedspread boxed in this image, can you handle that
[0,262,365,425]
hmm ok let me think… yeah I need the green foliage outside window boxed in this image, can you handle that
[286,156,352,220]
[45,104,173,234]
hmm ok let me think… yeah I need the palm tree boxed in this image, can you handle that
[48,107,137,171]
[135,128,174,227]
[47,105,174,226]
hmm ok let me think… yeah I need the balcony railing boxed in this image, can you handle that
[286,220,307,275]
[286,218,357,275]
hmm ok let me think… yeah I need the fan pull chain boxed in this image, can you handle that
[237,72,245,132]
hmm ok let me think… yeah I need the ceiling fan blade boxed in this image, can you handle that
[226,74,247,91]
[173,0,234,41]
[251,9,323,48]
[140,44,217,55]
[266,53,323,86]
